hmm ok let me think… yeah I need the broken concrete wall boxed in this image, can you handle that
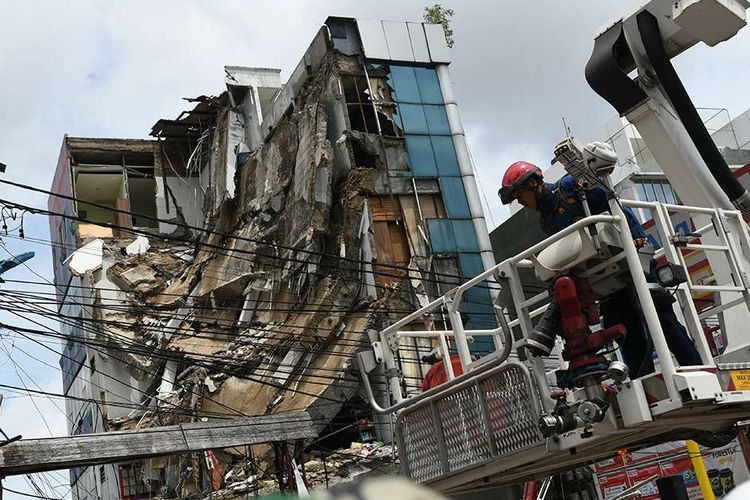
[150,97,224,236]
[224,66,284,191]
[155,175,204,233]
[60,35,464,500]
[63,235,194,426]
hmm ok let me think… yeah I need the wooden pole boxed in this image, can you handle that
[0,412,316,476]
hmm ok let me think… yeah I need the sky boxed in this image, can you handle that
[1,1,750,498]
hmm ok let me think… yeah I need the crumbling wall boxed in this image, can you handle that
[151,54,385,427]
[73,49,436,497]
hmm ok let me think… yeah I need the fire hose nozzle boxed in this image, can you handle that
[607,361,629,383]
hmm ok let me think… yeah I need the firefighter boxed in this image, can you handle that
[499,161,701,376]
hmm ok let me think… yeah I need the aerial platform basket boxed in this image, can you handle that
[396,361,543,484]
[358,199,750,494]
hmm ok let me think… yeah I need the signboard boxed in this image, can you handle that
[594,440,748,499]
[730,370,750,391]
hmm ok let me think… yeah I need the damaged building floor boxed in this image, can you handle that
[55,49,455,497]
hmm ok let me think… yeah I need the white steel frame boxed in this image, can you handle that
[361,198,750,416]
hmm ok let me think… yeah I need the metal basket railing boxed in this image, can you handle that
[395,361,544,483]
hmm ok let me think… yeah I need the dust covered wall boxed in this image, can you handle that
[152,48,391,433]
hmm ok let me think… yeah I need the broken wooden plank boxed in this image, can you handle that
[0,412,316,476]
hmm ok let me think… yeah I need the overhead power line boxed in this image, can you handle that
[0,178,503,291]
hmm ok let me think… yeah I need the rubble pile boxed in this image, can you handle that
[197,442,398,499]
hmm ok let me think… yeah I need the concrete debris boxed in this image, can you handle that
[198,441,397,499]
[204,375,217,393]
[125,235,151,255]
[67,238,103,276]
[115,264,160,291]
[228,475,257,493]
[304,442,397,491]
[107,249,187,296]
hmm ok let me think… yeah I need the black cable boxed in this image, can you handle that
[0,299,375,417]
[0,177,502,288]
[0,222,505,311]
[0,289,479,360]
[0,245,400,387]
[3,291,401,403]
[0,315,374,400]
[1,332,246,422]
[0,383,330,431]
[0,286,493,322]
[2,485,63,500]
[0,300,428,380]
[0,198,502,301]
[0,292,425,376]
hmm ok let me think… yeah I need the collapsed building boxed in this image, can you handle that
[48,17,497,499]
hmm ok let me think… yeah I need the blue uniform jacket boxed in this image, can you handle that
[538,175,647,240]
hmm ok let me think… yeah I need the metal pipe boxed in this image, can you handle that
[397,329,500,338]
[437,328,455,380]
[683,244,731,252]
[360,356,530,415]
[494,302,514,365]
[378,331,405,405]
[653,204,714,365]
[447,298,473,370]
[381,294,446,337]
[435,64,495,273]
[507,304,549,329]
[687,440,716,500]
[504,263,555,413]
[610,474,659,500]
[411,177,425,225]
[698,297,747,320]
[609,193,681,402]
[357,356,396,414]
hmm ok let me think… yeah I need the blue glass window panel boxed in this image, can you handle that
[440,177,471,218]
[427,219,456,253]
[463,283,496,333]
[643,181,657,202]
[453,220,480,253]
[634,181,648,202]
[61,339,86,394]
[424,105,451,135]
[464,300,496,325]
[414,67,443,104]
[465,304,497,333]
[465,286,491,303]
[459,253,484,279]
[431,136,460,176]
[391,106,404,133]
[405,136,437,176]
[664,182,677,204]
[389,66,420,103]
[468,333,495,353]
[399,104,429,134]
[457,254,497,349]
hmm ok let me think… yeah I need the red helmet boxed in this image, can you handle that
[498,161,543,204]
